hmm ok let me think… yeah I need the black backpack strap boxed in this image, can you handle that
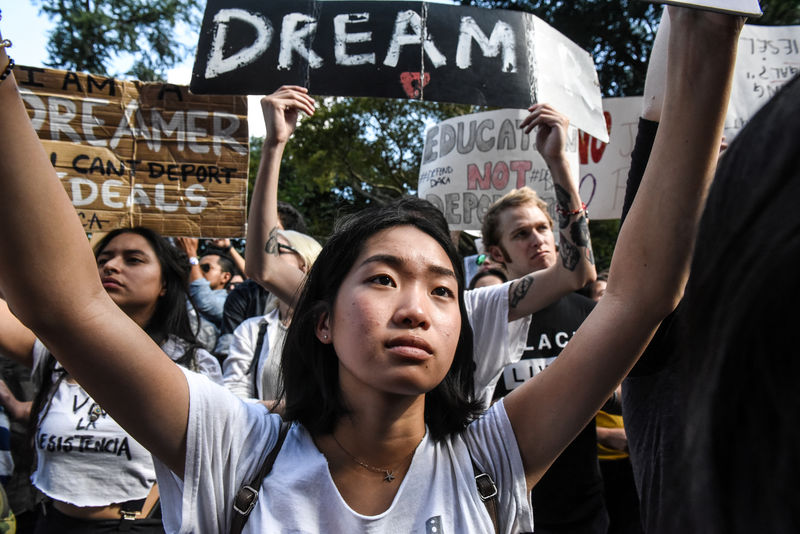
[230,421,290,534]
[247,319,269,398]
[471,457,499,534]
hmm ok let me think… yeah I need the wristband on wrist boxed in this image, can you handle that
[556,202,588,218]
[189,256,199,266]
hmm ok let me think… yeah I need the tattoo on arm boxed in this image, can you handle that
[554,183,571,229]
[560,235,580,271]
[569,215,591,248]
[264,227,280,255]
[509,275,534,309]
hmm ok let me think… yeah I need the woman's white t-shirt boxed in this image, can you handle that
[31,337,223,507]
[154,370,534,533]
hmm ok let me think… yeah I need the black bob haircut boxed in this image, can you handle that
[279,197,483,441]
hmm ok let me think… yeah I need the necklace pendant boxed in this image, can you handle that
[383,470,396,483]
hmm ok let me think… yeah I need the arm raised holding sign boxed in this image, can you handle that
[245,86,315,307]
[480,103,596,323]
[504,7,743,490]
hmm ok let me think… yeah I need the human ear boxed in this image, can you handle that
[315,309,332,344]
[488,245,506,264]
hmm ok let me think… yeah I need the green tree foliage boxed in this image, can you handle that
[34,0,200,81]
[758,0,800,25]
[249,97,476,239]
[247,1,663,246]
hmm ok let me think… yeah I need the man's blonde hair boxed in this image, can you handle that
[481,188,553,249]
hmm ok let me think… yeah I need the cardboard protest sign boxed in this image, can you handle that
[726,24,800,140]
[417,109,580,232]
[640,0,762,17]
[191,0,609,142]
[17,66,249,237]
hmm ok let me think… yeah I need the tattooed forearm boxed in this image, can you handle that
[264,227,280,255]
[560,235,580,271]
[509,275,534,309]
[569,215,591,248]
[554,184,571,229]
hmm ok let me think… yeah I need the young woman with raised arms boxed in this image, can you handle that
[0,8,742,533]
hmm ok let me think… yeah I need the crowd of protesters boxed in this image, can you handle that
[0,4,797,534]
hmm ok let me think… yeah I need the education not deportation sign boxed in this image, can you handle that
[190,0,609,142]
[17,65,249,237]
[418,108,580,231]
[419,97,643,229]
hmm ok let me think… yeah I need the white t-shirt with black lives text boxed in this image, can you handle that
[154,369,534,534]
[465,281,532,407]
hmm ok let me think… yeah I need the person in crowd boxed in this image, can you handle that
[618,10,798,534]
[0,227,223,532]
[0,7,740,533]
[224,230,322,400]
[208,239,245,277]
[678,71,800,534]
[580,271,639,534]
[175,238,234,328]
[215,205,310,361]
[586,270,608,302]
[468,269,508,290]
[227,273,245,292]
[247,95,596,409]
[589,267,640,534]
[483,187,603,534]
[477,117,603,532]
[0,359,38,534]
[0,400,14,534]
[595,383,642,534]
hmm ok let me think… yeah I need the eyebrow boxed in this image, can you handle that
[97,249,148,257]
[360,254,457,280]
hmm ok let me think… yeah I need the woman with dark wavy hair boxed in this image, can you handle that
[0,227,222,532]
[0,7,741,533]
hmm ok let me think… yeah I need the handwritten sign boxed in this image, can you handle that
[726,24,800,140]
[578,97,643,220]
[17,66,249,237]
[417,109,580,231]
[640,0,762,17]
[191,0,609,142]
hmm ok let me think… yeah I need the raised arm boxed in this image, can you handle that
[503,8,744,489]
[0,299,35,368]
[506,104,596,321]
[245,86,315,308]
[0,38,189,476]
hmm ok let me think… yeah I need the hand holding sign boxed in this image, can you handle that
[522,104,571,163]
[260,86,316,147]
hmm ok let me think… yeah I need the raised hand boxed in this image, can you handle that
[260,85,316,147]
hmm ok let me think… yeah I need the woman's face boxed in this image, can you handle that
[320,225,461,400]
[96,233,165,325]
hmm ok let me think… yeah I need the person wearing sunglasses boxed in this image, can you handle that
[224,230,322,401]
[176,238,235,329]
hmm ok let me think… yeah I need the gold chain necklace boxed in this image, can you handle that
[331,433,421,483]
